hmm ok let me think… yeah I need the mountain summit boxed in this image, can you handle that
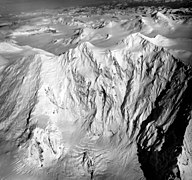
[0,3,192,180]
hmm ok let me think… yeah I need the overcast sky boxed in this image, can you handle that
[0,0,113,14]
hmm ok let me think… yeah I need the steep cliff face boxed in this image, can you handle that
[0,31,191,180]
[178,115,192,180]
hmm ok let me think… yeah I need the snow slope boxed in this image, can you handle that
[0,3,192,180]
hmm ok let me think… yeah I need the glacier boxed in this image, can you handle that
[0,3,192,180]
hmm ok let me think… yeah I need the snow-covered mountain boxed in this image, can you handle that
[0,4,192,180]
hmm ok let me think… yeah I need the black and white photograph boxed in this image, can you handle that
[0,0,192,179]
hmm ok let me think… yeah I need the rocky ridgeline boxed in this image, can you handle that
[0,2,192,179]
[0,32,192,179]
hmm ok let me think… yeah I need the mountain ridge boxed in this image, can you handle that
[0,30,191,179]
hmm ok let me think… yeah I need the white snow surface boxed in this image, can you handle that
[0,3,192,180]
